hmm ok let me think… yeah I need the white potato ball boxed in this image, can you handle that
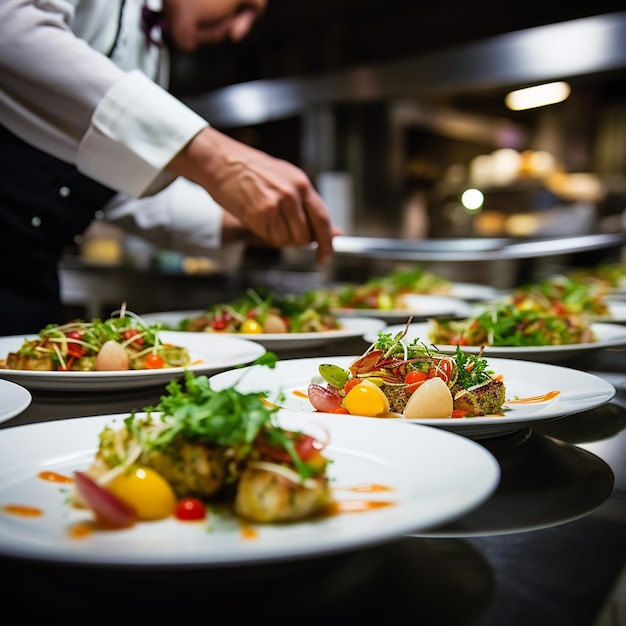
[404,377,453,419]
[95,340,130,371]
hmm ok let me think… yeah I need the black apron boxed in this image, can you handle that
[0,124,117,335]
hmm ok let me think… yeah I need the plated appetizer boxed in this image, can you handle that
[326,268,453,310]
[508,273,611,318]
[430,301,596,348]
[73,364,334,528]
[1,307,190,372]
[307,322,505,419]
[568,262,626,293]
[170,289,341,334]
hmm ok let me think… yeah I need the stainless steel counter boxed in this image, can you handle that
[0,336,625,625]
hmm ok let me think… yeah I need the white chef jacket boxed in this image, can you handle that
[0,0,225,252]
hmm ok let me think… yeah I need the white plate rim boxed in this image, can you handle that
[0,331,266,391]
[0,411,500,566]
[209,355,616,438]
[363,321,626,359]
[0,379,31,424]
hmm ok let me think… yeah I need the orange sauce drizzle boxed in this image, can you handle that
[336,483,393,493]
[38,471,73,484]
[506,390,560,404]
[240,523,258,540]
[68,522,93,539]
[293,390,308,399]
[2,504,43,518]
[327,500,394,514]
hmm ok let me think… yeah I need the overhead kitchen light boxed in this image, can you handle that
[505,81,571,111]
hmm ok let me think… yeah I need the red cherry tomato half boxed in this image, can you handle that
[212,318,227,330]
[175,498,207,521]
[404,370,427,393]
[144,353,165,369]
[255,431,324,463]
[124,329,145,345]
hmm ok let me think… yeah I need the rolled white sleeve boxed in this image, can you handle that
[79,71,208,197]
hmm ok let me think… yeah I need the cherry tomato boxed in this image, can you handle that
[144,352,165,369]
[67,344,85,358]
[255,431,323,463]
[124,329,145,346]
[175,498,207,521]
[66,330,86,358]
[404,370,427,393]
[212,318,227,331]
[365,295,379,308]
[427,359,451,384]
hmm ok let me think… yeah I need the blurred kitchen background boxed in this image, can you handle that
[64,1,626,316]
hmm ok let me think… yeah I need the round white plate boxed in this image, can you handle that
[0,411,499,566]
[209,356,616,438]
[365,321,626,363]
[333,294,473,322]
[0,380,31,424]
[0,331,266,392]
[138,312,386,351]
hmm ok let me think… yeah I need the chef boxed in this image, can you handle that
[0,0,336,334]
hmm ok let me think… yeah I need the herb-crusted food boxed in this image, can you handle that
[77,366,334,526]
[2,308,190,372]
[308,322,505,418]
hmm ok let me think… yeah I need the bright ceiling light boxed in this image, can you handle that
[505,82,571,111]
[461,188,484,211]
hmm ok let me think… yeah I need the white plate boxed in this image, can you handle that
[0,331,266,392]
[0,380,31,424]
[0,411,499,565]
[209,356,616,438]
[333,294,473,322]
[365,322,626,363]
[138,312,386,351]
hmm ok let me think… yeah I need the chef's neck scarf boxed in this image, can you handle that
[141,1,167,48]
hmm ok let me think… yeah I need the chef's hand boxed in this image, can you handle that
[168,126,337,263]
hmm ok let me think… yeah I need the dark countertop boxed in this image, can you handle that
[1,337,625,625]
